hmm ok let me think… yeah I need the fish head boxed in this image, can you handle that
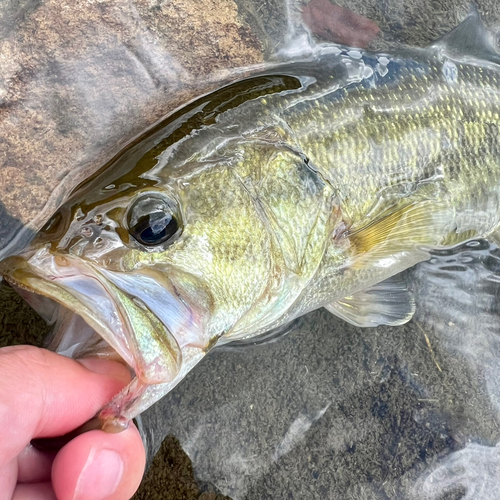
[1,138,342,390]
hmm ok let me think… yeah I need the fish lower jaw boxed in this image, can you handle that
[2,249,192,423]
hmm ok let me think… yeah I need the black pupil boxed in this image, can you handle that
[128,195,180,247]
[132,212,178,245]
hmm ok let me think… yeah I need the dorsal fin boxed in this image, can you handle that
[431,6,500,65]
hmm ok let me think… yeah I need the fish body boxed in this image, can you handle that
[3,10,500,426]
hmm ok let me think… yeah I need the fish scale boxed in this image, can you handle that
[260,59,500,232]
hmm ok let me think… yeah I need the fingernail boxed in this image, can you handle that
[74,448,124,500]
[77,358,131,385]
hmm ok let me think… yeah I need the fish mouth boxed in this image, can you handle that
[1,247,185,385]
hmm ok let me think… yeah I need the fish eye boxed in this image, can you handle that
[127,194,182,247]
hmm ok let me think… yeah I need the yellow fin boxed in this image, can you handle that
[349,200,454,267]
[441,229,478,247]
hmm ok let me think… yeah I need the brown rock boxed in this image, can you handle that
[0,0,262,236]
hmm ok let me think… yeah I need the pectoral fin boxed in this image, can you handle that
[349,199,454,269]
[325,273,415,327]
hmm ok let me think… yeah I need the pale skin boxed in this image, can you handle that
[0,346,146,500]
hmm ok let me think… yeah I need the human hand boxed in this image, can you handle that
[0,345,145,500]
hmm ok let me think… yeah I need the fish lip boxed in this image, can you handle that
[1,247,182,385]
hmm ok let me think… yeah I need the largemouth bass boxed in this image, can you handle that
[2,10,500,429]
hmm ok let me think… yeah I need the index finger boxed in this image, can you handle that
[0,345,131,468]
